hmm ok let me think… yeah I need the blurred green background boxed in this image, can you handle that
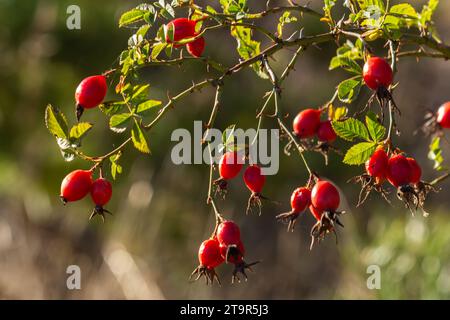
[0,0,449,299]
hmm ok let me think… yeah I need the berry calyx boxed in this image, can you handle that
[60,169,93,203]
[217,220,241,246]
[190,238,224,285]
[437,102,450,129]
[90,178,113,221]
[293,109,321,138]
[365,147,389,180]
[220,241,245,264]
[243,165,265,194]
[317,120,337,142]
[187,35,205,57]
[363,56,393,90]
[166,18,196,47]
[407,157,422,184]
[387,154,412,187]
[75,75,107,121]
[311,180,340,212]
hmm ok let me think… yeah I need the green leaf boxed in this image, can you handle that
[428,136,446,171]
[136,100,162,115]
[329,56,362,74]
[329,105,348,121]
[69,122,93,140]
[343,142,377,165]
[131,120,150,154]
[110,152,123,180]
[390,3,418,18]
[277,11,297,37]
[45,104,69,138]
[337,78,362,103]
[110,113,132,133]
[230,25,264,78]
[365,112,386,142]
[420,0,439,25]
[222,124,236,147]
[151,42,166,60]
[100,101,127,116]
[131,84,150,103]
[332,117,370,142]
[119,9,146,27]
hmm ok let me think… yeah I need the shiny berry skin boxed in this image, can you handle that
[217,221,241,246]
[363,57,393,90]
[309,205,323,221]
[91,178,112,206]
[75,75,107,109]
[243,165,266,194]
[60,170,93,203]
[187,36,205,57]
[365,148,389,179]
[219,151,243,180]
[437,102,450,129]
[317,120,337,142]
[311,180,340,212]
[407,157,422,184]
[166,18,196,47]
[290,187,311,213]
[293,109,321,138]
[220,241,245,264]
[198,239,223,269]
[387,154,412,187]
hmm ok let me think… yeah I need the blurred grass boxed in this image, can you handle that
[0,0,449,299]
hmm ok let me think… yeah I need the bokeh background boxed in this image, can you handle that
[0,0,449,299]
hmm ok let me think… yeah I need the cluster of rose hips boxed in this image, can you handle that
[60,169,113,221]
[360,147,431,214]
[191,220,258,284]
[276,177,343,248]
[215,151,267,215]
[166,17,205,58]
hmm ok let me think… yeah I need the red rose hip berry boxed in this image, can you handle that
[363,57,393,90]
[191,238,224,284]
[166,18,196,47]
[406,157,422,184]
[311,180,340,212]
[293,109,321,138]
[317,120,337,142]
[75,75,108,120]
[291,187,311,213]
[60,169,93,203]
[217,221,241,246]
[387,154,412,187]
[243,165,265,194]
[187,35,205,58]
[219,151,243,181]
[90,178,113,221]
[365,147,389,180]
[437,102,450,129]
